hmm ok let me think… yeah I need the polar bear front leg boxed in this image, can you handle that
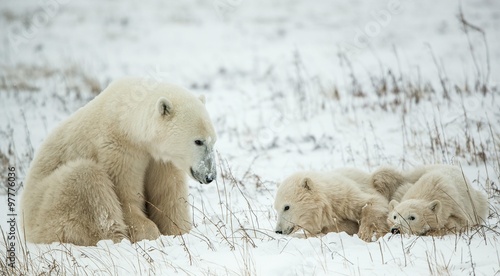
[110,155,161,242]
[145,160,191,235]
[339,189,389,242]
[358,197,390,241]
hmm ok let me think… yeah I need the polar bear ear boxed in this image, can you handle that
[428,200,441,213]
[389,200,399,210]
[198,95,206,104]
[157,97,173,115]
[302,177,313,191]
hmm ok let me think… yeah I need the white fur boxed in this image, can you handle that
[274,168,390,242]
[21,77,217,245]
[387,165,488,235]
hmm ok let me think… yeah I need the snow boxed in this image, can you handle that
[1,0,500,275]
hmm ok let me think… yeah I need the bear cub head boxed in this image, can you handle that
[388,199,441,235]
[274,173,324,235]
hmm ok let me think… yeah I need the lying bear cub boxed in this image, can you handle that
[274,165,488,241]
[274,168,390,242]
[372,164,488,236]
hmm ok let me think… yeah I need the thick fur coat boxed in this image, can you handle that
[21,77,217,245]
[274,168,389,242]
[375,165,488,235]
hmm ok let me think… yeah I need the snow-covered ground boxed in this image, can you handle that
[1,0,499,274]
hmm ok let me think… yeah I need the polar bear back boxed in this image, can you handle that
[402,165,487,224]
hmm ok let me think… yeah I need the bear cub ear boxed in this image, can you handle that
[157,97,173,115]
[428,200,441,213]
[389,200,399,210]
[302,177,314,191]
[198,95,206,104]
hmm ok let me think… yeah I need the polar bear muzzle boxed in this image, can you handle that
[190,150,216,184]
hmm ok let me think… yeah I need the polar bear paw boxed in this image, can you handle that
[128,218,161,242]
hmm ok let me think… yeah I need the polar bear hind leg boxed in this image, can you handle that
[30,159,127,246]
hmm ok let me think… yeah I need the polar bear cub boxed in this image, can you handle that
[274,168,390,242]
[386,165,488,235]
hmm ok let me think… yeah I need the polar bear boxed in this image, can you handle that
[21,77,217,246]
[386,165,488,236]
[370,166,432,202]
[274,168,390,242]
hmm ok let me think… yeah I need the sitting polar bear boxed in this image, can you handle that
[383,165,488,236]
[21,77,217,246]
[274,168,390,242]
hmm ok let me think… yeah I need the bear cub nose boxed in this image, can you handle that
[391,227,400,234]
[206,176,214,183]
[275,230,283,234]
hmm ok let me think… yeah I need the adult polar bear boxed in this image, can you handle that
[21,77,217,246]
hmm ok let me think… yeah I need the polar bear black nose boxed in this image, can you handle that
[275,230,283,234]
[391,227,400,234]
[206,176,214,183]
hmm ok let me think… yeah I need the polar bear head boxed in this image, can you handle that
[274,173,326,235]
[388,199,441,235]
[117,79,217,184]
[151,91,217,184]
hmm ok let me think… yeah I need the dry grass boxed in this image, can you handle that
[0,11,499,276]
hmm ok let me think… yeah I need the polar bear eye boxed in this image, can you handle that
[409,215,416,221]
[393,215,397,220]
[194,140,204,146]
[284,205,290,211]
